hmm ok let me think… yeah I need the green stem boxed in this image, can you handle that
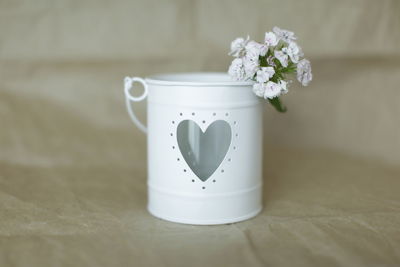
[268,97,287,113]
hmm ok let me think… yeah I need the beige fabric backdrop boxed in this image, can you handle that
[1,0,400,266]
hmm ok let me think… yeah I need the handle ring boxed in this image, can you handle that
[124,77,148,102]
[124,76,148,134]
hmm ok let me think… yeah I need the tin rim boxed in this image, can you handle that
[145,72,254,86]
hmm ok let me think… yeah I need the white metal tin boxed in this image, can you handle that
[124,72,263,225]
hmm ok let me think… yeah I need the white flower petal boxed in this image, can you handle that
[245,40,267,58]
[243,57,260,79]
[264,81,282,99]
[229,36,249,57]
[273,26,297,43]
[264,32,279,47]
[228,58,245,81]
[252,83,266,98]
[274,50,288,67]
[256,67,275,83]
[286,42,302,63]
[279,80,289,94]
[296,59,312,86]
[259,44,268,56]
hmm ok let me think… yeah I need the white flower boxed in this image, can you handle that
[252,83,266,97]
[273,26,297,43]
[228,58,246,81]
[279,80,289,94]
[296,59,312,86]
[282,42,302,63]
[259,44,268,56]
[264,32,278,47]
[228,28,312,105]
[253,80,287,99]
[264,81,282,99]
[256,67,275,83]
[243,57,259,79]
[229,36,249,57]
[245,41,267,58]
[274,50,288,67]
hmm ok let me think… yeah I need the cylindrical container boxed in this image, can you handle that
[124,72,263,225]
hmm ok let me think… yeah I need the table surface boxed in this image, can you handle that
[1,108,399,266]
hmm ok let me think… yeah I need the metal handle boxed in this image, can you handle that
[124,76,148,134]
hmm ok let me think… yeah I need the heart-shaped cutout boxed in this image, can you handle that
[177,120,232,181]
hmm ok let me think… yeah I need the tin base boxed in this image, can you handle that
[147,184,263,225]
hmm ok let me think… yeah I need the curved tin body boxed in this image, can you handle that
[124,72,263,225]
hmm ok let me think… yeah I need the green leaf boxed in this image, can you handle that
[259,55,268,67]
[268,97,287,113]
[281,63,296,74]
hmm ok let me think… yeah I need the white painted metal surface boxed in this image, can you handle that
[124,72,263,225]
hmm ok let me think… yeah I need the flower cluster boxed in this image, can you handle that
[228,27,312,111]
